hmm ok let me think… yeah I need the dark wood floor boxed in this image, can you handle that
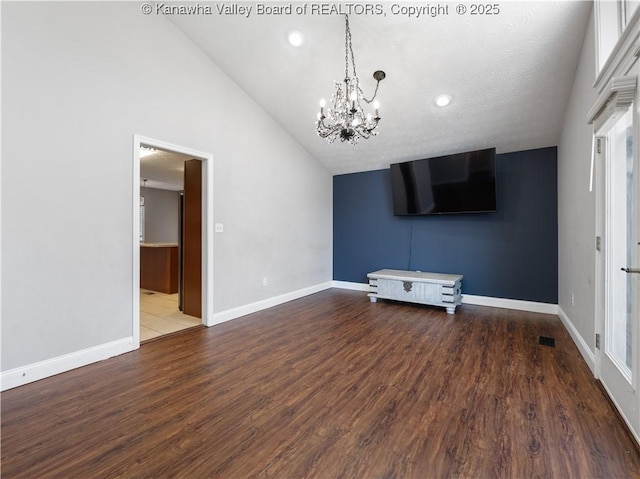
[3,289,640,478]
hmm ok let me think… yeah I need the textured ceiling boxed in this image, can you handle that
[140,149,194,190]
[169,1,592,175]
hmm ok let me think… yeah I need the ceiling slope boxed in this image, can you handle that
[170,1,592,175]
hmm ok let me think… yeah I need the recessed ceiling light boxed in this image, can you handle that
[287,30,304,47]
[435,94,452,107]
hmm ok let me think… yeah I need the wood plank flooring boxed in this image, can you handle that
[3,289,640,478]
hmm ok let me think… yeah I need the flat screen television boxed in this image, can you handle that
[390,147,497,215]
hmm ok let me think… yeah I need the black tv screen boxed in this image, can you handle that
[390,147,497,215]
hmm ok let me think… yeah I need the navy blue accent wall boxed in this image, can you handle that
[333,147,558,303]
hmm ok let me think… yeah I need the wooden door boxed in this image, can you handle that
[183,159,202,318]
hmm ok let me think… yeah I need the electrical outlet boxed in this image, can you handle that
[571,294,575,306]
[263,277,268,287]
[215,223,224,233]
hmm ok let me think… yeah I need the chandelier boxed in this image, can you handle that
[316,15,385,145]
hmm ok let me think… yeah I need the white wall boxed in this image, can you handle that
[1,2,332,372]
[557,10,598,368]
[141,188,180,244]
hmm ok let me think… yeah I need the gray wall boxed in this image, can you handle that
[557,10,598,361]
[141,188,180,244]
[2,3,332,371]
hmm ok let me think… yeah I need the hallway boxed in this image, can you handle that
[140,289,201,341]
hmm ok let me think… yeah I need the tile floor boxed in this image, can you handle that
[140,289,202,342]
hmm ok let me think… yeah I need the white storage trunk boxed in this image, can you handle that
[367,269,463,314]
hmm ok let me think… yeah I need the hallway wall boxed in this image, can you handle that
[141,188,180,244]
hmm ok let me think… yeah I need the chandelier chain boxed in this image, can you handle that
[344,15,351,80]
[344,15,378,104]
[345,15,357,80]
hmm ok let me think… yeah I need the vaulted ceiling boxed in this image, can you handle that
[167,1,592,175]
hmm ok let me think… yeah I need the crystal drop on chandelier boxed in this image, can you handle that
[316,15,385,145]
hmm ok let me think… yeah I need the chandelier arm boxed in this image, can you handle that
[317,118,334,134]
[355,125,375,140]
[317,126,337,139]
[317,116,347,139]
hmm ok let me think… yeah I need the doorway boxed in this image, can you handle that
[596,90,640,441]
[139,152,198,341]
[133,135,214,348]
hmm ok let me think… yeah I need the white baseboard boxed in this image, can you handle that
[1,282,334,391]
[331,280,370,292]
[332,281,558,315]
[209,281,333,326]
[1,337,133,391]
[0,283,569,392]
[462,294,558,315]
[557,306,595,373]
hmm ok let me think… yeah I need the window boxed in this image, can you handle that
[596,0,640,72]
[623,0,640,29]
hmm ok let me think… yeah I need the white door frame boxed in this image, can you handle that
[596,129,640,441]
[592,79,640,443]
[590,2,640,446]
[132,135,214,348]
